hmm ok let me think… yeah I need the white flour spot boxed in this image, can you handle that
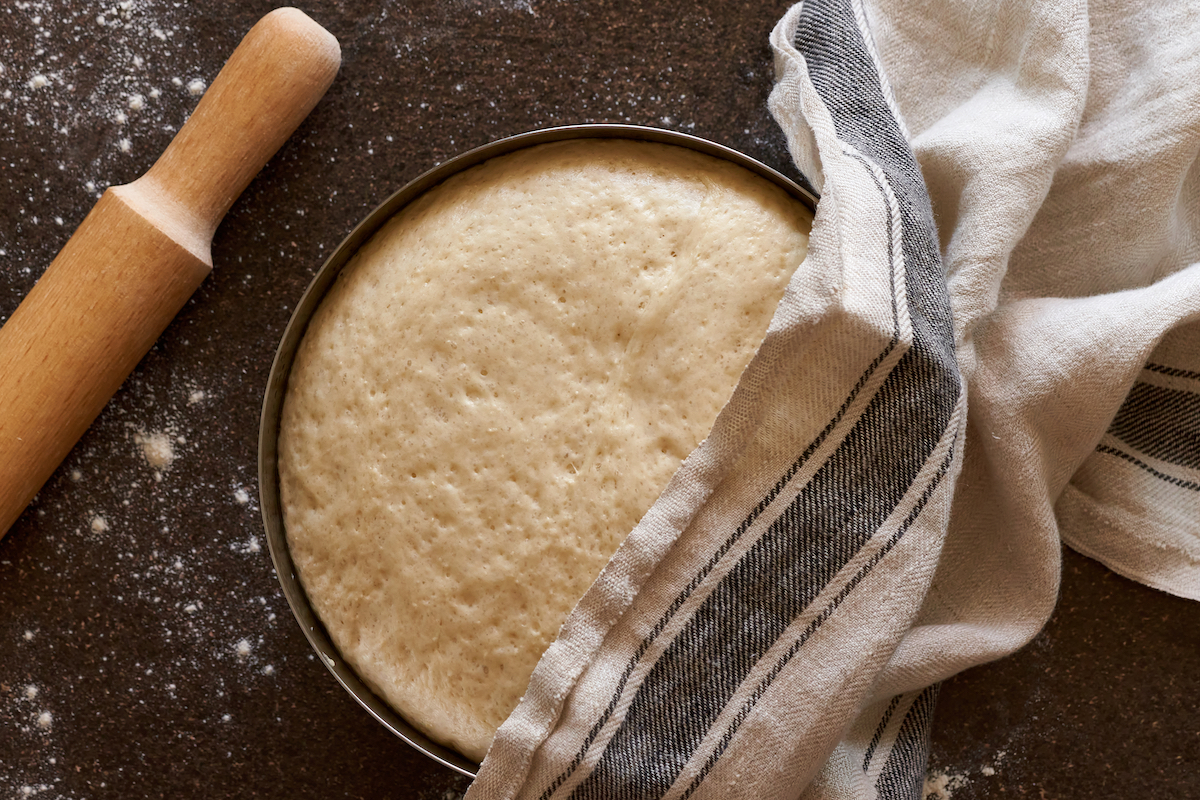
[923,769,969,800]
[262,665,275,676]
[233,488,249,505]
[128,93,145,110]
[28,74,48,89]
[36,711,52,729]
[24,685,38,700]
[23,630,34,641]
[90,515,109,534]
[134,429,175,472]
[234,638,251,657]
[187,389,206,405]
[118,138,131,153]
[186,78,205,95]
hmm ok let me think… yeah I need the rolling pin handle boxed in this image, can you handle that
[142,7,342,239]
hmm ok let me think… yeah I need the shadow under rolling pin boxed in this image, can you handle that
[0,7,341,539]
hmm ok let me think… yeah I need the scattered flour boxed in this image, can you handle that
[24,685,38,700]
[134,429,175,472]
[89,515,109,534]
[0,0,205,209]
[233,488,250,505]
[979,748,1007,778]
[35,711,52,729]
[923,769,969,800]
[186,78,205,95]
[234,638,252,657]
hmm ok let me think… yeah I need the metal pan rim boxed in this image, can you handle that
[258,123,817,778]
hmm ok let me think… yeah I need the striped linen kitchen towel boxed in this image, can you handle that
[468,0,1200,798]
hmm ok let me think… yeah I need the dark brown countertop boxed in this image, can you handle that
[1,2,1196,798]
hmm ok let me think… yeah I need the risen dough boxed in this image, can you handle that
[279,139,811,762]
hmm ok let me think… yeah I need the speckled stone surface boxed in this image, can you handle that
[0,2,1196,799]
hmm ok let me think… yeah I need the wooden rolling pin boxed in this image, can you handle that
[0,8,341,538]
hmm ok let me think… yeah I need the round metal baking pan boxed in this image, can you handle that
[258,124,818,777]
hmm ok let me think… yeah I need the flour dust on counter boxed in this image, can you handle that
[0,369,290,798]
[922,769,969,800]
[131,426,178,479]
[0,0,206,150]
[2,658,64,799]
[0,0,219,310]
[923,747,1015,800]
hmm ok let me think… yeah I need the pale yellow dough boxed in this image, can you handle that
[278,139,811,762]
